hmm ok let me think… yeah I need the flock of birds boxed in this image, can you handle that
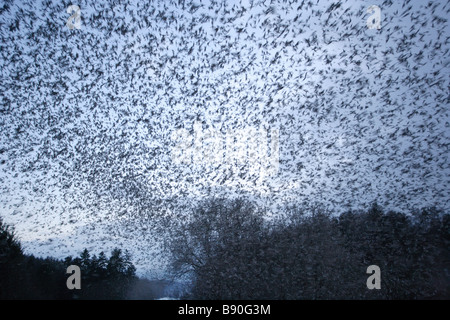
[0,0,449,275]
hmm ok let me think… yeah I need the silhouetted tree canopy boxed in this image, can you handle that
[1,200,449,300]
[0,217,138,300]
[170,200,449,299]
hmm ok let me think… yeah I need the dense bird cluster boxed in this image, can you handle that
[0,0,449,275]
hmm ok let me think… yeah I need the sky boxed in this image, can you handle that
[0,0,449,277]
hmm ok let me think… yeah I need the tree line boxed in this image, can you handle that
[0,218,139,299]
[169,199,449,299]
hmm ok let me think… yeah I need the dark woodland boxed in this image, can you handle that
[1,200,448,299]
